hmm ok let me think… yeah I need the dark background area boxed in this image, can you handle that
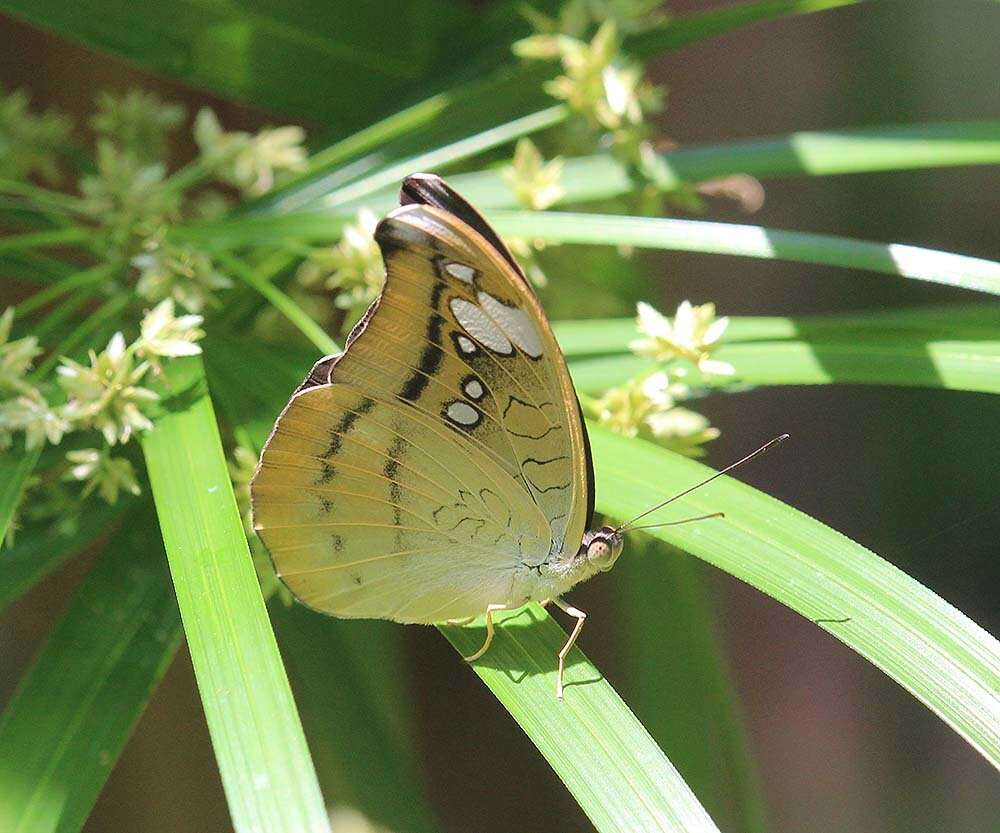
[2,2,998,831]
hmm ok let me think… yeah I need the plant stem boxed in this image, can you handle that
[159,156,218,198]
[34,293,130,378]
[14,265,110,318]
[32,288,97,343]
[0,227,90,254]
[215,250,340,354]
[0,179,89,214]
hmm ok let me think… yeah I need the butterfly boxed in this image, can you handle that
[251,173,781,699]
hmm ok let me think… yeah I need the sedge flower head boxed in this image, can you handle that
[57,332,158,446]
[194,108,307,197]
[630,301,734,377]
[137,299,205,370]
[0,85,73,184]
[90,89,185,163]
[0,307,42,393]
[516,21,662,132]
[596,371,718,456]
[0,388,70,450]
[502,138,565,210]
[297,209,384,313]
[133,240,232,312]
[64,448,141,504]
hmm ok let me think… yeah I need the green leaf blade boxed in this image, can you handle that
[141,357,330,833]
[441,609,723,833]
[590,425,1000,771]
[0,510,181,833]
[490,212,1000,296]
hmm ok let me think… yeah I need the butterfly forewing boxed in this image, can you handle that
[252,175,592,623]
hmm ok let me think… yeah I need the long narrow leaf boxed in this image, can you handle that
[556,305,1000,357]
[491,211,1000,296]
[0,0,469,126]
[614,539,768,833]
[176,120,1000,248]
[441,609,723,833]
[141,357,330,833]
[274,606,440,833]
[315,106,567,211]
[589,424,1000,770]
[555,312,1000,396]
[569,340,1000,396]
[632,0,866,57]
[0,508,181,833]
[203,337,438,833]
[339,120,1000,214]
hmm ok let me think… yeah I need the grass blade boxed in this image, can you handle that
[177,119,1000,248]
[336,120,1000,214]
[556,310,1000,396]
[441,610,723,833]
[0,227,88,254]
[214,251,339,354]
[141,357,330,833]
[12,265,109,318]
[568,340,1000,396]
[0,508,181,833]
[557,306,1000,356]
[632,0,866,57]
[0,0,469,126]
[589,424,1000,770]
[310,105,567,213]
[202,336,437,833]
[274,606,440,833]
[491,211,1000,296]
[614,539,768,833]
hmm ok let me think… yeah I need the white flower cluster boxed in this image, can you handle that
[296,209,385,328]
[596,301,734,456]
[0,302,204,516]
[194,109,307,197]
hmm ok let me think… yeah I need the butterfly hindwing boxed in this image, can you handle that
[251,174,592,623]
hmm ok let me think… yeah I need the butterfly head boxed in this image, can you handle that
[581,526,624,573]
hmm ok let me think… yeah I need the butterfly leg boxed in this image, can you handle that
[446,615,476,626]
[552,596,587,701]
[462,603,510,662]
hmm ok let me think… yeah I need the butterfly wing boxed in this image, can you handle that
[251,174,593,623]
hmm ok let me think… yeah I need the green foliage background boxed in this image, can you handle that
[1,2,999,833]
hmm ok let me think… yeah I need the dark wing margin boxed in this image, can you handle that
[576,396,596,529]
[399,173,532,291]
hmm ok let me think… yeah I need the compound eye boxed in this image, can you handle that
[587,538,613,566]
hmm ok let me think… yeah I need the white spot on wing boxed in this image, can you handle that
[445,262,476,283]
[477,292,544,358]
[456,335,477,354]
[446,401,480,426]
[450,297,513,354]
[464,379,484,399]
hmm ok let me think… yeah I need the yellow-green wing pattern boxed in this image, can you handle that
[251,175,591,623]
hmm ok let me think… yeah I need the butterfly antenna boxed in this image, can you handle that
[627,512,725,531]
[617,434,789,533]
